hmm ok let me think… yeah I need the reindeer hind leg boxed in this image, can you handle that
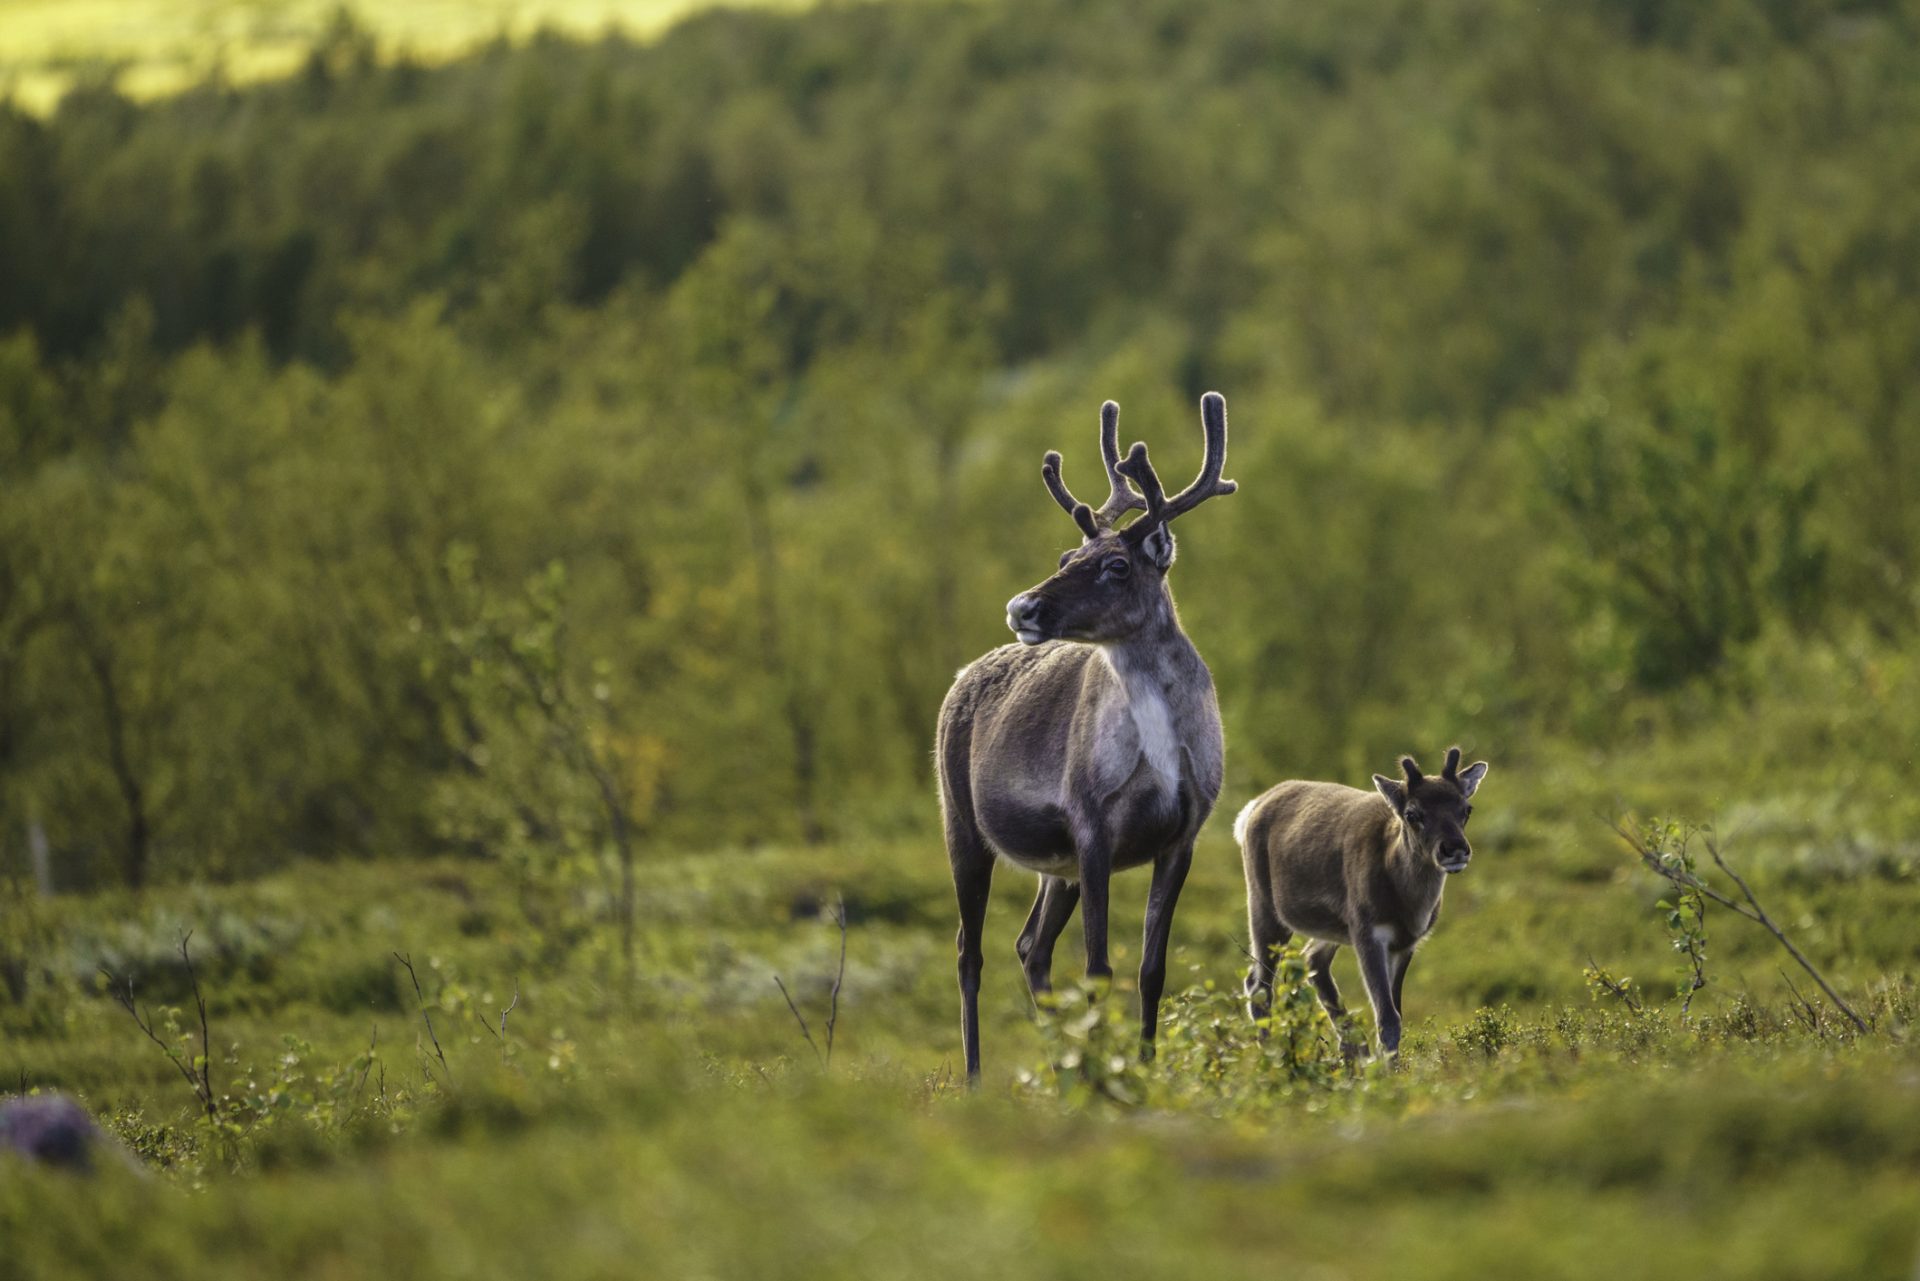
[947,811,995,1084]
[1016,875,1079,1002]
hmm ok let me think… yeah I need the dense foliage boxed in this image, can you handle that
[4,0,1920,886]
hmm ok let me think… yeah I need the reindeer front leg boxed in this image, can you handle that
[1137,840,1193,1059]
[1353,925,1402,1057]
[1076,839,1114,988]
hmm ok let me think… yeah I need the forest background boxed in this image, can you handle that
[5,0,1916,892]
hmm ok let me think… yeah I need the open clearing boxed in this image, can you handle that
[8,783,1920,1279]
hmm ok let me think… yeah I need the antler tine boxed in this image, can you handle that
[1041,451,1098,537]
[1094,401,1147,526]
[1040,401,1145,539]
[1115,439,1163,510]
[1442,747,1462,780]
[1400,755,1423,787]
[1042,450,1102,539]
[1115,392,1238,534]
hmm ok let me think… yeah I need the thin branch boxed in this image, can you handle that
[178,932,215,1122]
[393,952,453,1087]
[1704,832,1869,1034]
[500,980,519,1043]
[772,974,824,1068]
[1779,967,1826,1039]
[1612,818,1869,1035]
[101,967,213,1118]
[354,1023,379,1104]
[825,896,847,1068]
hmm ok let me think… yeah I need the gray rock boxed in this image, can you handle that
[0,1094,121,1173]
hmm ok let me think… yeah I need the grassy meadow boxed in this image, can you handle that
[7,756,1920,1278]
[6,0,1920,1275]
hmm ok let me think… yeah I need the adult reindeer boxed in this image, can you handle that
[936,393,1237,1082]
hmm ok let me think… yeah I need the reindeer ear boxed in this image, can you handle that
[1373,774,1408,816]
[1456,761,1488,799]
[1139,523,1176,570]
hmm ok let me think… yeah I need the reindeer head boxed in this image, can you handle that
[1005,394,1237,645]
[1372,747,1489,874]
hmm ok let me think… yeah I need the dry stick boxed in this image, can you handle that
[476,980,519,1046]
[353,1023,379,1105]
[1778,968,1826,1038]
[1616,820,1870,1035]
[393,952,454,1087]
[101,968,214,1119]
[178,931,214,1121]
[500,980,519,1043]
[772,975,824,1068]
[824,897,847,1068]
[1704,833,1870,1034]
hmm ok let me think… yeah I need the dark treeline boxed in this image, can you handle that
[3,0,1919,887]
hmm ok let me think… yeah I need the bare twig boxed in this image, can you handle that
[101,950,217,1124]
[1613,819,1869,1035]
[1779,968,1827,1039]
[772,974,824,1068]
[1703,832,1868,1034]
[354,1023,379,1104]
[500,979,519,1043]
[475,980,519,1047]
[393,952,454,1087]
[825,896,847,1068]
[178,931,214,1117]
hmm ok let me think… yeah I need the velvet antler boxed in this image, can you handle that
[1114,391,1238,538]
[1041,400,1147,539]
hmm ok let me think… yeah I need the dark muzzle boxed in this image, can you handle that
[1006,592,1049,645]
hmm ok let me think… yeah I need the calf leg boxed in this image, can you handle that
[1303,940,1361,1058]
[1015,876,1080,1001]
[1244,905,1293,1023]
[1353,928,1402,1057]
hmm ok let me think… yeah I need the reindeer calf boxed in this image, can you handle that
[1234,748,1488,1056]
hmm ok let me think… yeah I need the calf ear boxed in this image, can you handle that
[1372,774,1407,815]
[1456,761,1488,798]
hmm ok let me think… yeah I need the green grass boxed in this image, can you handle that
[5,757,1920,1278]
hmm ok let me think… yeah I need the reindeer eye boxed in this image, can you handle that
[1405,808,1424,827]
[1104,557,1130,579]
[1462,804,1473,825]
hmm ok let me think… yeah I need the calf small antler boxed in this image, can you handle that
[1042,401,1147,539]
[1441,747,1462,781]
[1115,392,1238,538]
[1401,756,1424,787]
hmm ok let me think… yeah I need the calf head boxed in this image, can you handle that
[1373,747,1489,874]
